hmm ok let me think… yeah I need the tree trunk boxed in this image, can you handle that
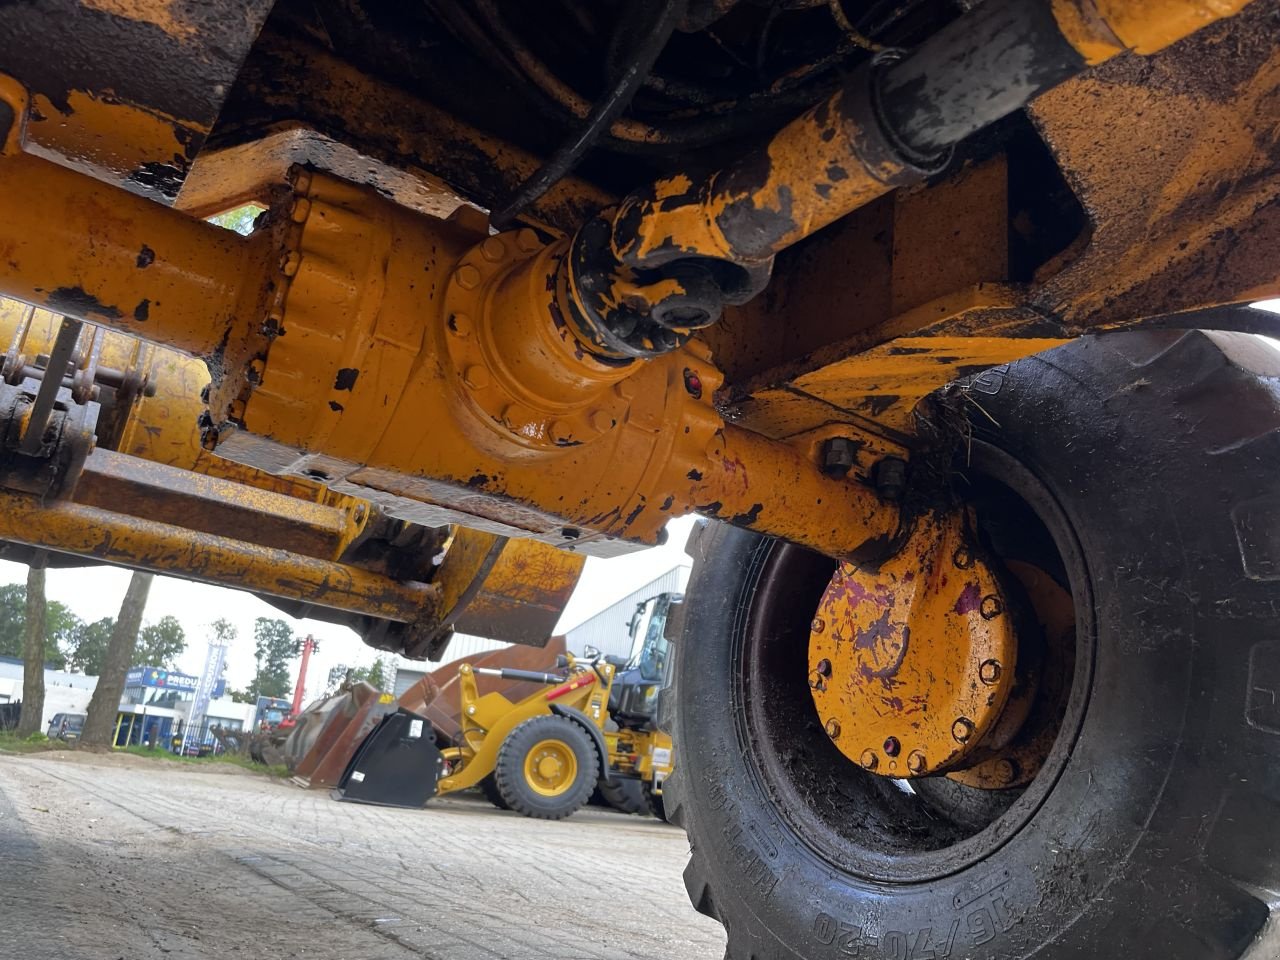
[81,572,154,747]
[16,564,48,737]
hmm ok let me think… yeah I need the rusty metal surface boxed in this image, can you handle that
[213,25,613,233]
[0,487,440,624]
[0,0,274,203]
[809,512,1017,778]
[453,542,585,649]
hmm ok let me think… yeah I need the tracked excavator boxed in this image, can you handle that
[1,1,1279,955]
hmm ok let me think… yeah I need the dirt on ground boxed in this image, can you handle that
[0,750,725,960]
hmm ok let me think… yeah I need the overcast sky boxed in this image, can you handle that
[0,515,696,705]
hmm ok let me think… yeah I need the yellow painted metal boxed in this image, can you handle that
[523,738,578,797]
[947,560,1077,790]
[809,512,1017,778]
[0,487,440,622]
[437,657,614,795]
[1052,0,1253,60]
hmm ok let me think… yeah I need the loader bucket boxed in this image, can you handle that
[335,709,444,807]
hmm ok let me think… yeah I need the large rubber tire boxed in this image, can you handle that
[494,715,598,820]
[600,776,649,815]
[666,332,1280,960]
[479,773,509,810]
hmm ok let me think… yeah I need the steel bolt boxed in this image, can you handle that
[614,379,636,401]
[979,659,1003,684]
[993,758,1018,786]
[589,410,614,433]
[824,718,841,739]
[953,546,974,569]
[480,236,506,262]
[811,617,825,634]
[455,264,482,290]
[820,437,858,478]
[549,419,573,443]
[980,594,1004,619]
[883,736,901,757]
[859,750,878,771]
[873,457,908,502]
[906,750,927,775]
[515,228,542,253]
[815,658,832,678]
[952,717,975,743]
[462,365,490,389]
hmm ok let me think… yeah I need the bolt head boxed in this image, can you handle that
[906,750,927,775]
[859,750,878,771]
[462,365,490,389]
[980,594,1004,619]
[824,718,841,739]
[589,410,614,433]
[480,236,506,262]
[883,736,901,757]
[613,379,636,401]
[455,264,482,290]
[514,229,542,254]
[549,420,573,443]
[952,546,974,569]
[993,758,1017,785]
[815,658,832,678]
[952,717,975,743]
[820,437,858,478]
[811,617,825,634]
[979,659,1002,684]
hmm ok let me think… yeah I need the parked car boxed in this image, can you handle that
[47,713,86,742]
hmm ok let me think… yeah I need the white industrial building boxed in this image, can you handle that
[391,565,689,698]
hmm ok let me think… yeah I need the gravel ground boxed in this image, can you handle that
[0,750,725,960]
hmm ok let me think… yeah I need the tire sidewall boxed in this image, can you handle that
[673,334,1277,959]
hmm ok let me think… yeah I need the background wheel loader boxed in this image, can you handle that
[0,1,1278,956]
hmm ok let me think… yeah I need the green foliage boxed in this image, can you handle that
[0,581,75,670]
[65,617,115,674]
[225,687,256,704]
[25,731,47,742]
[248,617,297,700]
[347,656,392,692]
[136,615,186,669]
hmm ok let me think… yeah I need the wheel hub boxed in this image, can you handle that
[524,738,577,796]
[808,511,1018,777]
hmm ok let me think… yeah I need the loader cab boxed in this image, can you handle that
[608,592,682,726]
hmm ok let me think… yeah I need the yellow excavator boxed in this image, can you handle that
[1,2,1278,956]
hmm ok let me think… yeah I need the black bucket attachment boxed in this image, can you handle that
[334,708,444,807]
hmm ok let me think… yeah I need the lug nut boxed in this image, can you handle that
[480,236,506,262]
[455,264,482,290]
[906,751,927,775]
[824,718,841,739]
[980,594,1004,619]
[883,736,901,757]
[448,313,472,337]
[952,546,973,569]
[952,718,974,743]
[815,658,832,677]
[515,228,542,253]
[811,617,825,634]
[979,659,1002,684]
[993,758,1018,786]
[859,750,878,771]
